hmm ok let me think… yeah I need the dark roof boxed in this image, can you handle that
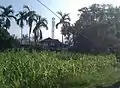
[40,37,68,47]
[40,37,61,43]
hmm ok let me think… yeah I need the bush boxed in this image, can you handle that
[0,27,20,50]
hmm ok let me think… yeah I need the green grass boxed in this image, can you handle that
[0,50,120,88]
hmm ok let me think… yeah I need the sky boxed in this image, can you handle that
[1,0,120,41]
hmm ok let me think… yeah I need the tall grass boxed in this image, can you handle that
[0,50,119,88]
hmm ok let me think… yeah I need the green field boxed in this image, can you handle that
[0,51,120,88]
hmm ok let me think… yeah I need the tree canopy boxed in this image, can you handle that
[67,4,120,52]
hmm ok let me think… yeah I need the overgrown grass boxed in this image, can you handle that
[0,50,120,88]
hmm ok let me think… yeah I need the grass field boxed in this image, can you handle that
[0,50,120,88]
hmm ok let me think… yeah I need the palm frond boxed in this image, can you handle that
[24,11,36,19]
[57,11,63,17]
[37,15,41,20]
[41,18,48,24]
[63,13,70,21]
[16,19,20,25]
[56,22,61,29]
[6,5,14,14]
[7,5,12,9]
[16,11,25,16]
[56,11,71,30]
[0,14,5,17]
[23,5,30,11]
[33,14,38,22]
[5,18,11,29]
[27,15,37,25]
[29,11,36,16]
[0,5,5,10]
[8,15,17,21]
[64,22,70,26]
[41,22,48,30]
[78,7,88,13]
[33,13,38,17]
[33,18,37,23]
[16,11,26,28]
[9,9,14,14]
[15,13,19,17]
[63,13,69,17]
[64,17,71,21]
[33,16,48,34]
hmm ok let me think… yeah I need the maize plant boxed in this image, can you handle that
[0,50,120,88]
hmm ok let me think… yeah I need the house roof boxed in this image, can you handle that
[40,37,61,43]
[40,37,67,46]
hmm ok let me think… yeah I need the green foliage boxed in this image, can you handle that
[0,27,20,50]
[16,11,27,43]
[23,5,38,44]
[56,11,71,43]
[68,4,120,52]
[33,15,48,43]
[0,5,16,29]
[0,51,120,88]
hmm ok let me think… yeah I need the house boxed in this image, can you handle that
[40,37,67,51]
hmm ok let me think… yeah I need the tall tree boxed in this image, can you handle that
[33,15,48,44]
[0,5,16,30]
[56,11,71,43]
[16,11,26,44]
[64,25,75,46]
[69,4,120,52]
[23,5,37,44]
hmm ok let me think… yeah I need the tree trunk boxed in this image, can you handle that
[21,28,23,44]
[72,34,75,46]
[29,33,30,45]
[34,32,37,45]
[29,27,32,46]
[62,34,63,43]
[62,34,64,49]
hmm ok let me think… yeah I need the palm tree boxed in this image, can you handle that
[23,5,37,44]
[16,11,26,44]
[56,11,71,43]
[0,5,16,30]
[33,15,48,44]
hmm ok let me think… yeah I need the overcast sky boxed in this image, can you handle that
[1,0,120,41]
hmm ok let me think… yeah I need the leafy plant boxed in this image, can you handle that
[0,51,119,88]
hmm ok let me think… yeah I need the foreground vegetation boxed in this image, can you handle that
[0,51,120,88]
[1,3,120,88]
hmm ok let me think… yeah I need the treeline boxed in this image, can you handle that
[0,5,48,50]
[62,4,120,52]
[1,4,120,52]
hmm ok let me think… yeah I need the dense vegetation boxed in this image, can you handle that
[1,3,120,88]
[1,4,120,51]
[0,27,20,50]
[0,51,120,88]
